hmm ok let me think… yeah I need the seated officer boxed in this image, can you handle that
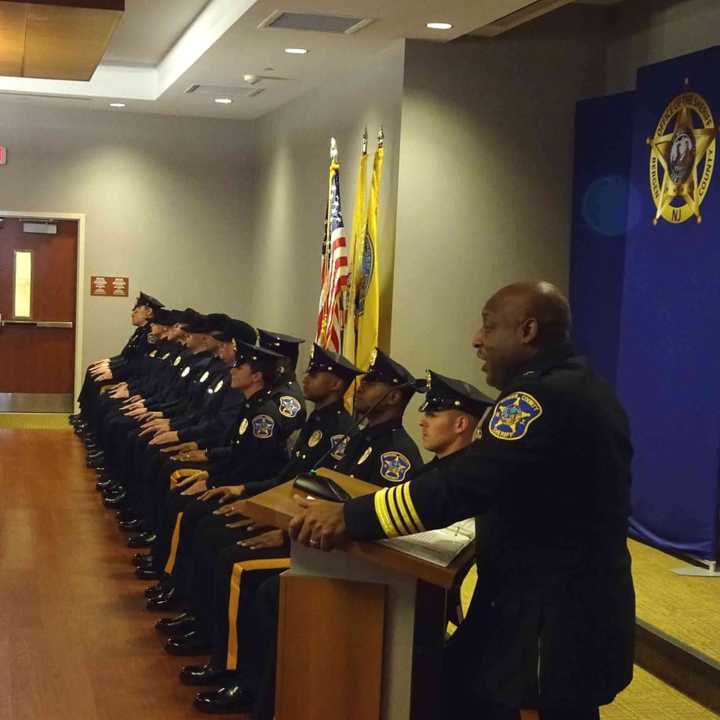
[191,368,492,717]
[74,292,164,442]
[144,341,293,608]
[153,344,363,657]
[291,281,635,720]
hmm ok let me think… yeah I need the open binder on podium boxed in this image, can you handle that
[240,467,477,720]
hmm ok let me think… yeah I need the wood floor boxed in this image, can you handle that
[0,429,207,720]
[1,427,717,720]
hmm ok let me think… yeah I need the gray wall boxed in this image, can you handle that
[605,0,720,94]
[0,100,255,374]
[390,7,606,413]
[245,41,405,369]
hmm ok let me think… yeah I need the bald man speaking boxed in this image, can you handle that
[290,281,635,720]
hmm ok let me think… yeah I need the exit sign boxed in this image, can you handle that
[0,147,6,165]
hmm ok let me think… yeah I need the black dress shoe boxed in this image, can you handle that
[96,477,116,491]
[104,491,128,508]
[101,484,124,498]
[144,580,171,598]
[119,518,143,532]
[165,630,212,656]
[146,585,179,610]
[179,663,237,687]
[135,566,160,580]
[127,531,156,548]
[156,612,197,636]
[194,685,255,714]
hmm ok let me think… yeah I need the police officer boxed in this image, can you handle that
[291,281,635,720]
[333,347,423,485]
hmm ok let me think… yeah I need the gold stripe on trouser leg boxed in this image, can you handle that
[226,558,291,671]
[163,512,184,574]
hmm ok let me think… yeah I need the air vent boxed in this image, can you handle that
[258,11,374,35]
[472,0,573,36]
[185,80,281,100]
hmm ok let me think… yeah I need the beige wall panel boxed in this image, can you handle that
[391,8,606,454]
[0,100,255,372]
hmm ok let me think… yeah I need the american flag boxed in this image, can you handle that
[315,151,349,352]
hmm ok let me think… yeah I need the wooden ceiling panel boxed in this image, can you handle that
[0,1,123,81]
[0,4,28,76]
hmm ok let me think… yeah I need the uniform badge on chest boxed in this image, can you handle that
[330,435,348,461]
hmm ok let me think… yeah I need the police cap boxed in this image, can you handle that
[419,370,494,419]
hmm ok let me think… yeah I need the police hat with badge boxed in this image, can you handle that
[307,343,363,384]
[420,370,494,419]
[212,319,257,347]
[183,313,229,335]
[233,341,285,377]
[150,307,175,326]
[258,329,304,369]
[363,348,420,391]
[134,292,164,312]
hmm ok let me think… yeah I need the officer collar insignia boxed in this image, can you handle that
[380,452,411,483]
[489,392,542,441]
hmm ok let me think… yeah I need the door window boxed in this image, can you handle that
[13,250,33,319]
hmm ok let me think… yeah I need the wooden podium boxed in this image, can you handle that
[241,468,476,720]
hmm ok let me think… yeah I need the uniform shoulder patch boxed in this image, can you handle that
[488,391,543,441]
[380,452,411,483]
[330,434,348,461]
[252,414,275,439]
[278,395,302,418]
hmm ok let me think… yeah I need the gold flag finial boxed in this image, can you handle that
[377,126,384,148]
[362,127,368,155]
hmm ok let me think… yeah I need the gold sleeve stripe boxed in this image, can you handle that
[390,485,416,535]
[374,489,400,538]
[385,486,412,535]
[402,482,426,533]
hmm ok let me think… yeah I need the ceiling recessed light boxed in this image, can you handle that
[284,47,308,55]
[109,102,126,108]
[214,97,233,104]
[426,22,453,30]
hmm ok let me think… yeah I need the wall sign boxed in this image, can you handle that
[0,146,6,165]
[91,276,129,297]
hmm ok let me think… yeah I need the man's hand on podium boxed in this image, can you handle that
[289,495,347,552]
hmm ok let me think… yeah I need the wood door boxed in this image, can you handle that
[0,218,77,394]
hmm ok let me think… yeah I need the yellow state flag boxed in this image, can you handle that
[343,136,369,366]
[354,139,384,373]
